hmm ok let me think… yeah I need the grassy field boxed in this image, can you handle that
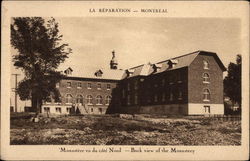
[10,113,241,145]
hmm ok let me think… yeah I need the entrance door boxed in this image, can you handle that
[204,106,210,114]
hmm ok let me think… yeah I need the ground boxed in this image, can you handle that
[10,113,241,145]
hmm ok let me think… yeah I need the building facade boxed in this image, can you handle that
[41,50,226,115]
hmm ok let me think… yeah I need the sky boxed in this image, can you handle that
[54,17,241,70]
[11,17,241,72]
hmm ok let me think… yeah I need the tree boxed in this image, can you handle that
[223,55,241,109]
[11,17,72,113]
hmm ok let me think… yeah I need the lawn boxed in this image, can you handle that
[10,113,241,145]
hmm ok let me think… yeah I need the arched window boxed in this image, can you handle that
[203,73,210,83]
[203,89,210,101]
[87,95,93,104]
[96,95,103,105]
[66,94,73,104]
[105,95,112,105]
[76,95,83,104]
[203,60,209,69]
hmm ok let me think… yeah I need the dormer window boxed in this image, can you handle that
[126,69,135,77]
[167,59,178,69]
[153,64,162,72]
[95,69,103,77]
[203,60,209,69]
[64,67,73,75]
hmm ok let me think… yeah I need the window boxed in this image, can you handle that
[76,95,83,104]
[203,73,210,83]
[122,89,125,98]
[95,70,103,77]
[56,107,61,113]
[134,94,138,105]
[66,107,71,113]
[127,95,131,105]
[96,95,103,105]
[162,92,166,102]
[178,89,183,100]
[55,97,62,104]
[44,107,50,113]
[45,97,52,104]
[203,89,210,101]
[178,106,182,113]
[67,82,71,88]
[105,95,112,105]
[66,94,73,104]
[77,82,82,88]
[204,106,210,113]
[169,75,173,84]
[154,94,158,102]
[203,60,209,69]
[134,80,138,90]
[127,82,130,91]
[65,69,72,75]
[97,83,101,90]
[91,108,93,112]
[147,94,151,103]
[162,79,165,86]
[99,108,102,114]
[107,84,111,90]
[177,72,182,83]
[87,83,92,89]
[169,90,173,101]
[87,95,93,104]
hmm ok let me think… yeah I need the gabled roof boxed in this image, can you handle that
[57,65,124,80]
[57,50,226,80]
[123,50,226,79]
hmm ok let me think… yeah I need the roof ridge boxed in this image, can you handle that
[156,50,201,64]
[127,50,201,70]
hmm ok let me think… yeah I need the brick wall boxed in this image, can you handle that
[118,67,189,108]
[54,77,119,107]
[188,54,224,104]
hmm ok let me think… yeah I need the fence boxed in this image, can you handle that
[207,115,241,121]
[186,114,241,122]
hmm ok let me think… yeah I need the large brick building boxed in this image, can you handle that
[41,50,226,115]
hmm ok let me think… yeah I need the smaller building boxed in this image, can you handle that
[41,51,124,115]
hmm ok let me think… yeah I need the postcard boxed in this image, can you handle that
[1,1,249,160]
